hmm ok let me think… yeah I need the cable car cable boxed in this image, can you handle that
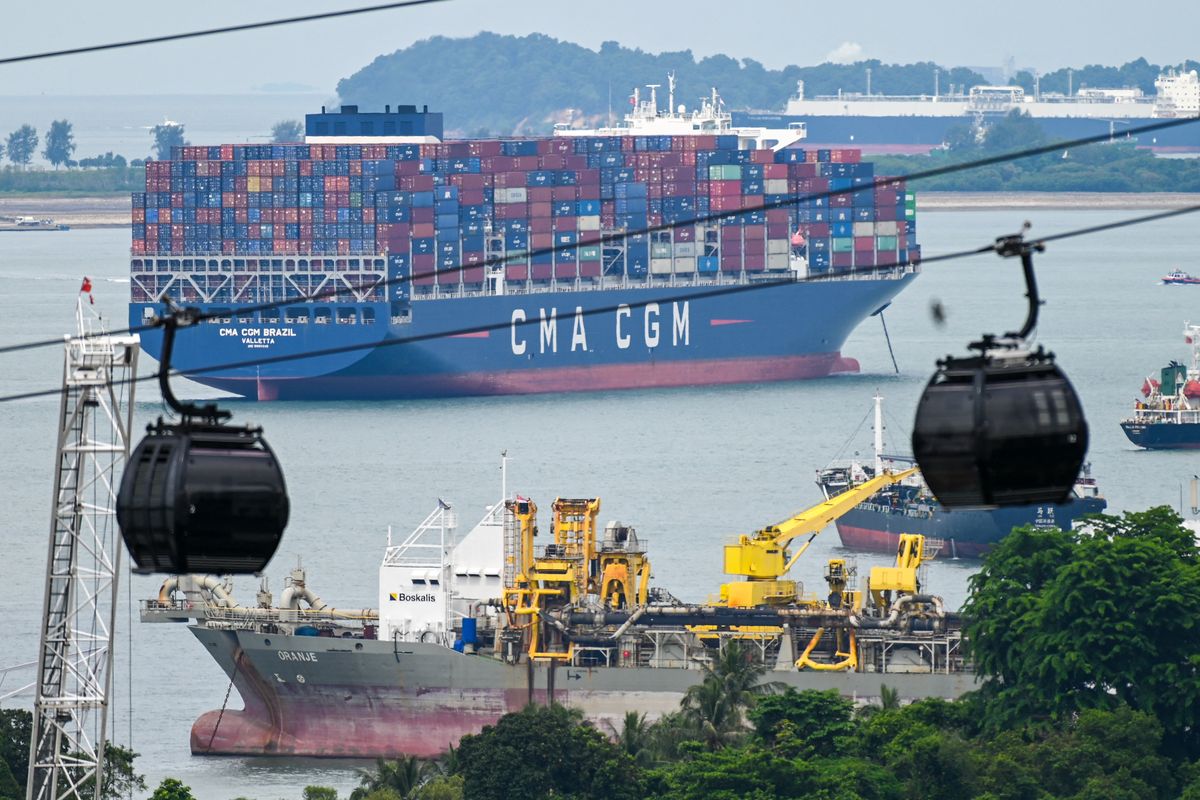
[0,0,450,66]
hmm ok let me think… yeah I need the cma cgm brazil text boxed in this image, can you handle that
[129,95,919,400]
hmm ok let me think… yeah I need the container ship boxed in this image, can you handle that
[141,458,971,759]
[128,80,920,401]
[1121,323,1200,449]
[733,68,1200,154]
[817,394,1107,558]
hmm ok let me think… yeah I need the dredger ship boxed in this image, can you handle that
[143,460,970,759]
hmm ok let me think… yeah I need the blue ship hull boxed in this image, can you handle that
[130,274,915,401]
[1120,420,1200,449]
[836,495,1108,558]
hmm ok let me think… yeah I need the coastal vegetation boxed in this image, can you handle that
[873,110,1200,192]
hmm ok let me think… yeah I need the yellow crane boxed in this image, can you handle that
[719,467,919,608]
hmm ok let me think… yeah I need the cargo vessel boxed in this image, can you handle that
[142,458,971,759]
[128,79,919,401]
[733,68,1200,154]
[1121,323,1200,449]
[817,394,1107,558]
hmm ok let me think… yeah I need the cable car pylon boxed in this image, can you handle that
[27,299,139,800]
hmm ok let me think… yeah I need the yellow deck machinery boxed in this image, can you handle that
[502,497,650,661]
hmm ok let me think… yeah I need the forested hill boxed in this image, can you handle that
[335,32,986,136]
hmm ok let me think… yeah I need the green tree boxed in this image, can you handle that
[0,757,19,800]
[607,710,655,766]
[456,704,643,800]
[0,709,31,793]
[151,123,187,160]
[680,640,779,748]
[350,756,431,800]
[149,777,196,800]
[43,120,75,169]
[98,743,146,800]
[6,124,38,167]
[963,508,1200,757]
[748,688,857,757]
[303,786,338,800]
[271,120,304,143]
[410,775,462,800]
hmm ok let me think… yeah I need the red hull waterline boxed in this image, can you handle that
[836,523,992,559]
[228,352,862,401]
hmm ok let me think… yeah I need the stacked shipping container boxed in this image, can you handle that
[131,137,919,304]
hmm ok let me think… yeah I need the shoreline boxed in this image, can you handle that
[1,192,1198,230]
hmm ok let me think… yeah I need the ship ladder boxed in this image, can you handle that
[203,654,242,753]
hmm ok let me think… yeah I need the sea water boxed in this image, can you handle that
[1,208,1197,798]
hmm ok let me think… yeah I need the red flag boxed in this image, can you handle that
[80,276,94,304]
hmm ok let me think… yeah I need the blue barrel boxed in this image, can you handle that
[461,617,478,645]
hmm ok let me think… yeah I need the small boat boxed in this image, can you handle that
[1161,269,1200,285]
[1120,323,1200,449]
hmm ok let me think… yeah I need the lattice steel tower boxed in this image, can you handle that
[27,303,139,800]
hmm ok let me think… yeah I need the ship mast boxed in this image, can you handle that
[873,391,885,476]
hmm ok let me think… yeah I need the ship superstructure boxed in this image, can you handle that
[129,82,919,401]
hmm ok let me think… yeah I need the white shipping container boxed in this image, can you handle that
[874,221,898,235]
[673,257,697,273]
[764,179,789,195]
[768,253,790,270]
[673,241,696,257]
[650,258,673,275]
[577,215,601,230]
[497,187,528,204]
[853,221,875,237]
[767,240,790,256]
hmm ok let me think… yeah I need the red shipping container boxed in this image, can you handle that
[469,141,503,157]
[744,253,766,270]
[515,156,539,171]
[710,195,741,212]
[854,236,875,251]
[463,266,485,284]
[763,163,788,179]
[410,175,435,191]
[395,161,421,177]
[531,233,554,249]
[744,224,765,240]
[552,186,578,201]
[506,265,529,281]
[744,238,766,254]
[720,256,742,273]
[531,263,553,280]
[767,223,790,239]
[529,202,553,219]
[742,195,765,210]
[577,184,601,200]
[552,216,576,232]
[412,254,437,285]
[855,251,876,267]
[412,222,435,238]
[579,261,602,278]
[554,262,577,279]
[528,187,553,202]
[750,149,774,164]
[540,154,565,169]
[460,189,486,205]
[875,205,898,221]
[722,239,742,254]
[529,216,553,233]
[709,180,741,197]
[578,230,602,244]
[411,207,435,224]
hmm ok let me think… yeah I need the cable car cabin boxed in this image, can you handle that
[117,422,289,574]
[912,349,1088,509]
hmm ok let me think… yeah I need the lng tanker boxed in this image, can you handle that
[142,460,970,759]
[129,78,919,401]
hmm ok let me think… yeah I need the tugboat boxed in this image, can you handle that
[817,393,1107,558]
[1120,323,1200,449]
[1161,269,1200,285]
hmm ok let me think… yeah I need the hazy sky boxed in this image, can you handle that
[2,0,1196,96]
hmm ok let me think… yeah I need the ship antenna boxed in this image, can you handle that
[668,72,676,115]
[501,449,508,502]
[873,392,885,475]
